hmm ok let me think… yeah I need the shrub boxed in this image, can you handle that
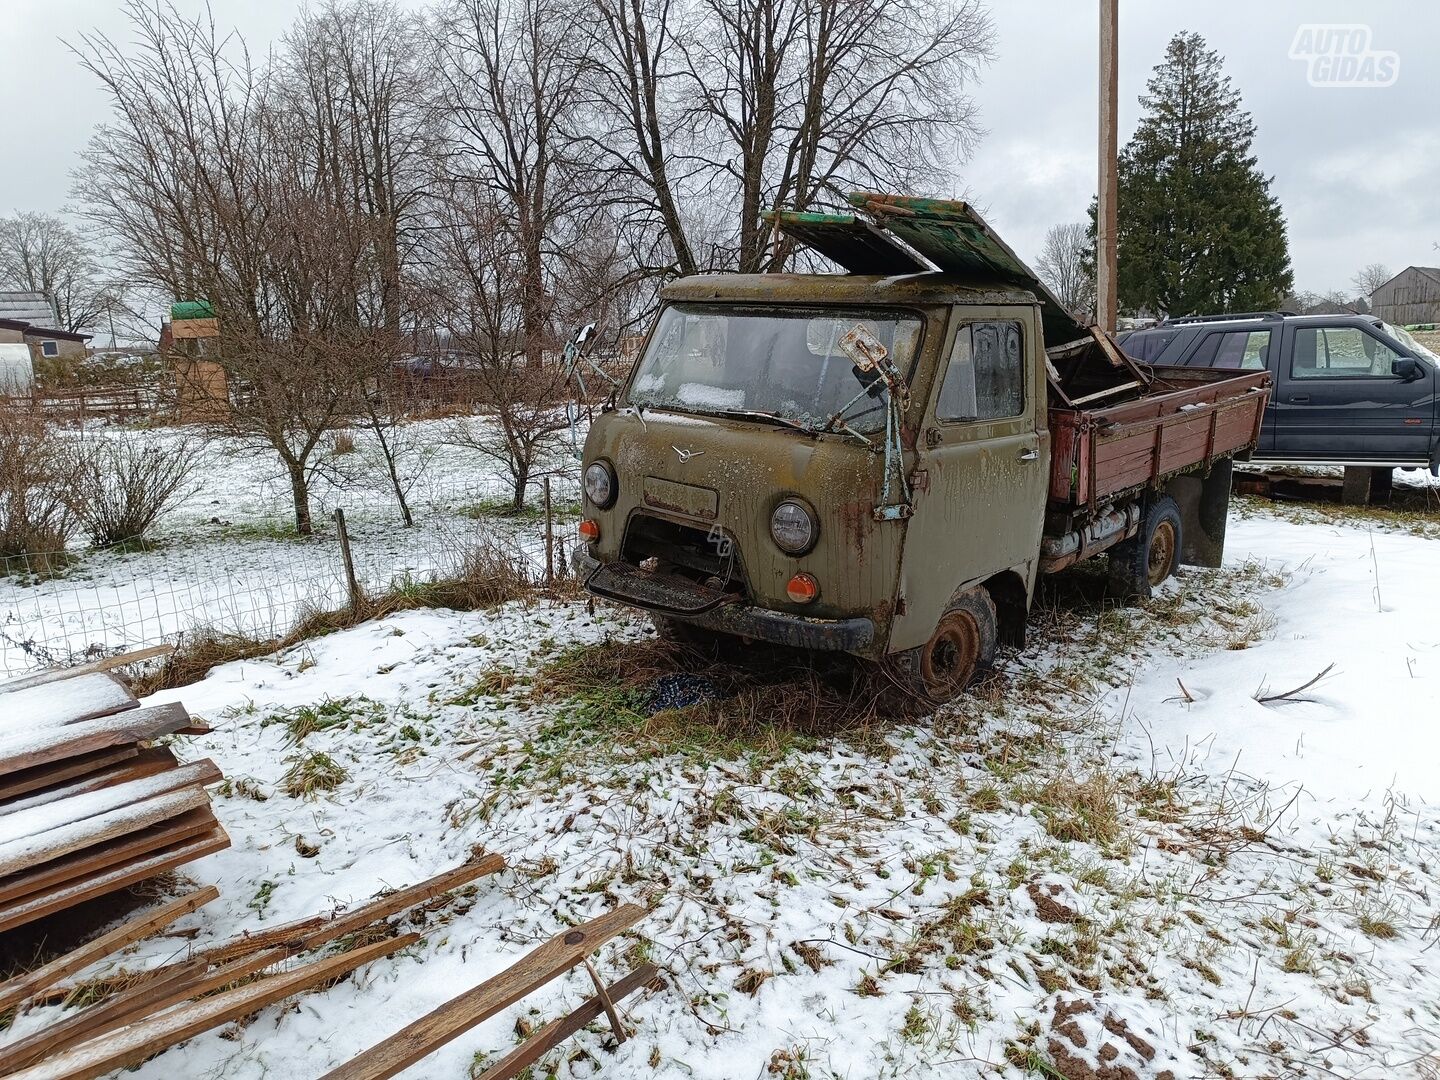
[0,411,76,568]
[67,433,203,547]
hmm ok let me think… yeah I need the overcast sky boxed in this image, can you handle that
[1,0,1433,295]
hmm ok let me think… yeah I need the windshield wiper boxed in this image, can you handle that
[718,409,815,432]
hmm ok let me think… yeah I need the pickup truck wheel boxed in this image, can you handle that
[1108,496,1182,601]
[887,588,997,703]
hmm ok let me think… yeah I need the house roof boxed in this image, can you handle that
[0,316,91,342]
[0,291,57,326]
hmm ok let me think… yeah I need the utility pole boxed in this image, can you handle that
[1096,0,1119,333]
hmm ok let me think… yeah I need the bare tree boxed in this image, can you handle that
[1036,222,1096,320]
[422,186,574,512]
[72,1,396,534]
[0,212,109,332]
[277,0,434,332]
[434,0,598,368]
[579,0,995,275]
[1351,262,1391,301]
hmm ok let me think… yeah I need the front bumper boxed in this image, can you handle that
[572,550,874,652]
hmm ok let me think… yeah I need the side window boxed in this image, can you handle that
[937,320,1024,422]
[1123,329,1177,363]
[1292,327,1400,379]
[40,340,59,358]
[1188,329,1270,369]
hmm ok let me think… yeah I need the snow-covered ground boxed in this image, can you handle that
[6,503,1438,1079]
[0,422,579,676]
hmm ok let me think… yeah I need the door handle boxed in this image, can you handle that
[1019,448,1039,462]
[1288,394,1310,403]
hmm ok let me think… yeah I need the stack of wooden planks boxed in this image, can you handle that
[0,857,510,1078]
[0,648,228,934]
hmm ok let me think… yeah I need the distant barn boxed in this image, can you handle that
[1371,266,1440,326]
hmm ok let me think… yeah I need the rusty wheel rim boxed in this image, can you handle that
[1147,519,1177,587]
[920,611,980,701]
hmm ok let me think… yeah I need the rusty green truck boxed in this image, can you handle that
[572,194,1270,702]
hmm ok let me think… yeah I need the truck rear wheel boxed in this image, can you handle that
[1108,495,1182,601]
[887,588,997,704]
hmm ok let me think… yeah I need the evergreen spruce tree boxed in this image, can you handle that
[1109,32,1293,316]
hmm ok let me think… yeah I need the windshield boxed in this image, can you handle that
[1382,321,1440,366]
[628,304,922,434]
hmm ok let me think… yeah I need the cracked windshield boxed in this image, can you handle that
[628,304,921,433]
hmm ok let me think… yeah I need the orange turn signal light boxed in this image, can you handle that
[578,519,600,542]
[786,572,819,604]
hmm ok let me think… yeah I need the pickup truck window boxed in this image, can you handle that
[1189,329,1270,369]
[629,303,922,433]
[937,321,1023,422]
[1120,328,1178,363]
[1291,327,1400,379]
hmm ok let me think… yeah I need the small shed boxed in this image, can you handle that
[1371,266,1440,326]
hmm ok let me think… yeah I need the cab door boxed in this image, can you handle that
[1273,322,1434,461]
[890,305,1049,652]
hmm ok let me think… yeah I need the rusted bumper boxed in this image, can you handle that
[575,553,874,652]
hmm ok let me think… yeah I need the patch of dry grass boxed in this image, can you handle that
[281,751,350,798]
[530,637,905,762]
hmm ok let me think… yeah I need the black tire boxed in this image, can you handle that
[1108,495,1182,601]
[886,588,998,704]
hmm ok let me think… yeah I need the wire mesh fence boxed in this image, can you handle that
[0,474,581,678]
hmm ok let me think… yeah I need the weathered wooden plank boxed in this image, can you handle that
[196,854,506,965]
[473,963,661,1080]
[0,758,219,850]
[0,749,139,804]
[293,854,507,953]
[0,827,229,935]
[0,675,136,731]
[0,703,192,779]
[319,904,647,1080]
[42,855,506,1001]
[0,786,212,879]
[0,886,217,1016]
[0,808,217,906]
[5,933,418,1080]
[0,748,179,819]
[0,945,288,1073]
[0,647,174,695]
[0,960,208,1075]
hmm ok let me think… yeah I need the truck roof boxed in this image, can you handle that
[661,271,1043,310]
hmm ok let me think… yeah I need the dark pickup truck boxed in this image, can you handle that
[1120,312,1439,497]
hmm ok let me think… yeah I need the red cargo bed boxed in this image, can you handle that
[1048,366,1270,511]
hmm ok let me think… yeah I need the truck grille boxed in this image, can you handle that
[620,513,747,594]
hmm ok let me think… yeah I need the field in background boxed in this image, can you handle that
[0,419,580,676]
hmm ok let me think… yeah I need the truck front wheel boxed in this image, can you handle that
[887,588,997,703]
[1108,495,1182,601]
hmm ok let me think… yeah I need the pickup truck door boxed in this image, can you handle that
[891,305,1048,653]
[1271,322,1435,462]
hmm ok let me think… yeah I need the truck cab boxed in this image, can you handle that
[575,273,1050,688]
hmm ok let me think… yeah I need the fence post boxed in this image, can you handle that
[334,508,364,614]
[543,478,555,587]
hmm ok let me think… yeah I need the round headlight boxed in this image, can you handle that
[770,499,816,555]
[584,461,616,509]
